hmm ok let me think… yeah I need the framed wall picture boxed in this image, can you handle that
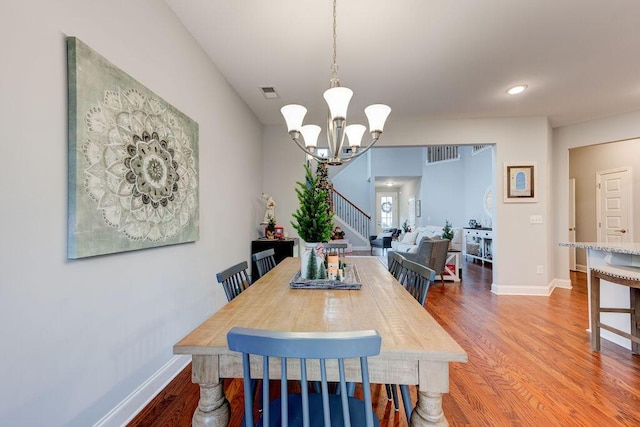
[67,37,200,258]
[504,162,537,203]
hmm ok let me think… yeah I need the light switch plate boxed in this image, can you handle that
[530,215,543,224]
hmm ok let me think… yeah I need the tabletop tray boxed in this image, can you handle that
[290,264,361,290]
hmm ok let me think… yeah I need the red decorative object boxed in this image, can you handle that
[275,226,284,239]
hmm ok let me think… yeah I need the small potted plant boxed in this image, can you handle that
[442,220,454,248]
[291,164,334,279]
[265,215,276,239]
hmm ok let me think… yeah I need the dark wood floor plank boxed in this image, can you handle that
[128,259,640,427]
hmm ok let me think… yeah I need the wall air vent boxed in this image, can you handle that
[259,86,279,99]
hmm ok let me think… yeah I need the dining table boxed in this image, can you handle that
[173,256,467,426]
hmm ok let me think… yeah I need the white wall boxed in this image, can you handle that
[421,157,466,228]
[553,111,640,281]
[463,146,495,228]
[399,178,421,230]
[0,1,262,426]
[419,145,494,230]
[264,116,554,294]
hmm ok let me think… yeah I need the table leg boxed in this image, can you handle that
[410,391,447,426]
[191,355,230,427]
[411,360,450,426]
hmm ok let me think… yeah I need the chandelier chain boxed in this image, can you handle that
[331,0,338,77]
[280,0,390,165]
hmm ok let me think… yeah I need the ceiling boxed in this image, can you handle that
[165,0,640,130]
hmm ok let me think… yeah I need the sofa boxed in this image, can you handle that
[391,225,462,253]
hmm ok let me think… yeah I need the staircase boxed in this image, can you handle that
[331,188,371,243]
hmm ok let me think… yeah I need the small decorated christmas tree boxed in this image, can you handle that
[291,164,334,243]
[292,164,334,279]
[318,262,327,279]
[266,215,276,238]
[306,248,319,279]
[442,220,454,240]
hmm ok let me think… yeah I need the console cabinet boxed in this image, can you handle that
[250,238,299,279]
[463,228,493,264]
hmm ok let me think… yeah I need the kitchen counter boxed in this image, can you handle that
[559,241,640,256]
[561,241,639,350]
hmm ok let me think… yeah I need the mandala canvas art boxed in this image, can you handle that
[67,37,199,258]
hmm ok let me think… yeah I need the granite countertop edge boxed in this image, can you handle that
[559,242,640,255]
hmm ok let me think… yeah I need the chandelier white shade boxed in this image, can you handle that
[280,0,390,165]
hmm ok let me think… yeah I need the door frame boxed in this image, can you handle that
[596,167,633,243]
[569,178,577,271]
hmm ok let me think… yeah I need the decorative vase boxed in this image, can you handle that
[300,242,324,279]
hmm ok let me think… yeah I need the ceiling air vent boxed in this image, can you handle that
[259,86,279,99]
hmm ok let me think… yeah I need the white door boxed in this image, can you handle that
[596,168,632,243]
[376,191,398,234]
[569,178,577,271]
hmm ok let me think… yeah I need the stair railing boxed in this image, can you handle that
[330,188,371,239]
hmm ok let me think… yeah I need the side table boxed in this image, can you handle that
[442,250,461,282]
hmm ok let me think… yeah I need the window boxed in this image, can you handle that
[380,196,393,229]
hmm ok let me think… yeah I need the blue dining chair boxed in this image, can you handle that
[388,251,406,280]
[392,259,436,421]
[227,327,382,427]
[216,261,251,302]
[399,259,436,306]
[252,248,277,280]
[384,251,409,413]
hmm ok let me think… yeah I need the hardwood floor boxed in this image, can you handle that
[128,259,640,426]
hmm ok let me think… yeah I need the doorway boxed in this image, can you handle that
[375,191,398,234]
[596,167,633,243]
[569,138,639,271]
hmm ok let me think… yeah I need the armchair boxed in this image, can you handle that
[369,234,392,255]
[388,236,432,267]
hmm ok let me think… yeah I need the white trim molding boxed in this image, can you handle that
[491,280,561,296]
[93,355,191,427]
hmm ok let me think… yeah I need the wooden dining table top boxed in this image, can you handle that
[174,256,467,365]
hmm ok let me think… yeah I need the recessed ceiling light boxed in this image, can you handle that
[506,85,528,95]
[386,182,394,187]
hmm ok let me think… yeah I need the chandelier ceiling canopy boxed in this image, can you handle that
[280,0,391,166]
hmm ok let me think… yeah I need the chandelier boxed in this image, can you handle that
[280,0,391,166]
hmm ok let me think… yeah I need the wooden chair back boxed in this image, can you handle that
[399,259,436,306]
[324,242,348,259]
[215,261,251,302]
[251,248,277,280]
[227,327,381,427]
[388,251,406,280]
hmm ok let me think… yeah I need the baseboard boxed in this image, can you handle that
[552,278,572,290]
[576,263,588,273]
[93,354,191,427]
[491,281,554,296]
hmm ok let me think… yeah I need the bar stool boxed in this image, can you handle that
[590,264,640,354]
